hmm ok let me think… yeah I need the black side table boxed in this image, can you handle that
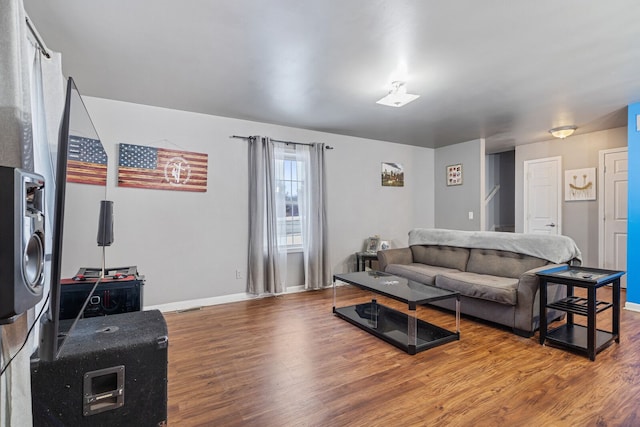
[537,266,625,361]
[355,252,378,272]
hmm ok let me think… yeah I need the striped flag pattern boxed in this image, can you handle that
[117,143,208,192]
[66,136,108,186]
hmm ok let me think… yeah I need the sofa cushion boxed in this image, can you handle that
[435,271,519,305]
[385,263,460,286]
[410,245,470,271]
[466,249,548,279]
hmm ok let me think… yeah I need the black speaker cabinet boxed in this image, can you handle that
[0,165,45,323]
[31,310,168,427]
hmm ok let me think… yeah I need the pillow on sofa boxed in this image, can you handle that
[435,271,519,306]
[385,263,460,286]
[410,245,470,271]
[466,249,548,279]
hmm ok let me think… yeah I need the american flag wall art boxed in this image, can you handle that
[66,136,108,185]
[117,143,208,192]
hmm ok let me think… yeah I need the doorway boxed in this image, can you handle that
[523,157,562,235]
[485,150,515,232]
[599,147,628,287]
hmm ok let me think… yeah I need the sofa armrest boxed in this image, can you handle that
[377,248,413,272]
[514,263,568,331]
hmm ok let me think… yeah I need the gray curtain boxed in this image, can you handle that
[1,1,37,425]
[301,143,331,289]
[247,136,287,295]
[0,0,32,170]
[29,42,64,341]
[1,3,63,425]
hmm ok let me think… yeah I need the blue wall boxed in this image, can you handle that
[627,103,640,305]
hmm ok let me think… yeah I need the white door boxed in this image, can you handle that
[599,148,628,287]
[524,157,562,235]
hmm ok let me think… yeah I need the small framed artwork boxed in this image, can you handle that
[365,236,380,253]
[381,162,404,187]
[565,168,596,201]
[447,164,463,186]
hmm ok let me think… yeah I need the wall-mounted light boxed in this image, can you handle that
[549,125,577,139]
[376,81,419,108]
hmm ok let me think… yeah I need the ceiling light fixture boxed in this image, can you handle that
[549,125,577,139]
[376,81,420,108]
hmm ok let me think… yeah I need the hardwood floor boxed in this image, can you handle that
[165,286,640,426]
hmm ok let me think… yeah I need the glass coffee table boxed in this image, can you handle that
[333,271,460,355]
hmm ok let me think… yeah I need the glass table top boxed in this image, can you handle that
[334,271,458,305]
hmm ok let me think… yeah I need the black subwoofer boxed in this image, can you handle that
[31,310,168,426]
[0,165,45,323]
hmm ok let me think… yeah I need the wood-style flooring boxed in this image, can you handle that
[165,285,640,426]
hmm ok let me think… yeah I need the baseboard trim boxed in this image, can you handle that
[145,285,311,313]
[624,301,640,312]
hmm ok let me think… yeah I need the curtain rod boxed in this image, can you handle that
[231,135,334,150]
[25,16,51,59]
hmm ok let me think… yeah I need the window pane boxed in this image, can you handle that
[275,156,305,248]
[284,159,292,181]
[286,181,294,210]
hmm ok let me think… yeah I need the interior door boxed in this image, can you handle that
[524,157,562,235]
[600,148,628,287]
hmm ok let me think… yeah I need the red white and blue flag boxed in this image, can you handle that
[66,135,108,186]
[117,143,208,192]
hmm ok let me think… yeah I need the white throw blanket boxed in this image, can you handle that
[408,228,582,265]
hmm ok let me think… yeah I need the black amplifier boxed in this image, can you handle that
[60,266,144,320]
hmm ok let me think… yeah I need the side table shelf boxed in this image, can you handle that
[545,324,617,357]
[537,266,625,361]
[547,296,613,316]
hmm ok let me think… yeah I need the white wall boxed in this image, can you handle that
[78,97,435,306]
[434,139,485,230]
[515,127,627,266]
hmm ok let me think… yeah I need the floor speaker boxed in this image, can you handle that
[31,310,168,426]
[0,166,45,323]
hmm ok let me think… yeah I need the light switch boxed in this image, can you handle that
[468,211,474,220]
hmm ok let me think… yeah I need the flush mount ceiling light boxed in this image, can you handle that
[376,81,420,107]
[549,125,577,139]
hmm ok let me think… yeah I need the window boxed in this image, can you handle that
[277,156,305,249]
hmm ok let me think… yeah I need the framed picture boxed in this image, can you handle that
[565,168,596,201]
[381,162,404,187]
[447,164,463,186]
[365,236,380,253]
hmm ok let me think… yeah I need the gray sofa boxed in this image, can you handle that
[377,228,582,336]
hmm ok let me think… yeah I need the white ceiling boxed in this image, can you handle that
[24,1,640,152]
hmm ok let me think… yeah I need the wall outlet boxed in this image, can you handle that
[235,270,242,279]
